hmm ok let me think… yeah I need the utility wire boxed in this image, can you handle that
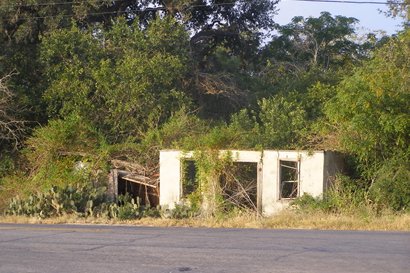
[4,10,133,20]
[1,0,405,21]
[0,1,237,9]
[1,1,239,21]
[1,0,120,8]
[2,0,405,9]
[1,3,238,20]
[293,0,406,5]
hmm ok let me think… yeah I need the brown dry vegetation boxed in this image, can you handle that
[1,210,409,231]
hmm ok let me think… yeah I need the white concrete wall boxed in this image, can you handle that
[260,151,278,215]
[228,150,262,162]
[159,151,182,209]
[299,152,325,197]
[260,151,325,215]
[159,150,341,216]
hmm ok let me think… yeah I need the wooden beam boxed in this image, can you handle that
[122,174,158,188]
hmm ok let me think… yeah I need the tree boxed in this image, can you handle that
[1,0,278,63]
[0,0,279,123]
[257,12,376,120]
[262,12,364,73]
[324,30,410,168]
[1,0,278,48]
[41,18,191,143]
[0,73,25,149]
[385,0,409,21]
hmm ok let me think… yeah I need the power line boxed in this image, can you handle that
[4,10,130,20]
[293,0,406,4]
[2,0,407,9]
[2,2,240,20]
[1,1,239,21]
[0,1,238,10]
[1,1,125,8]
[1,0,405,21]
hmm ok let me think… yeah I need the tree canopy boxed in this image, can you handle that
[41,17,191,142]
[325,30,410,166]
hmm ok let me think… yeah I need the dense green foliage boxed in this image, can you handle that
[370,155,410,212]
[325,32,410,165]
[322,32,410,211]
[1,1,409,216]
[41,18,190,142]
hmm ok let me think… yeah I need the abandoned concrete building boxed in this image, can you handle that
[159,150,344,216]
[108,150,344,216]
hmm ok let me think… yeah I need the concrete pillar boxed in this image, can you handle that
[159,150,182,209]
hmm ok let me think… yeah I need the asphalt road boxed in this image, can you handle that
[0,223,409,273]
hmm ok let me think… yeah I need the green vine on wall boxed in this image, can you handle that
[183,150,234,217]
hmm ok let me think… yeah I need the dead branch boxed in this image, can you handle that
[220,166,258,211]
[197,72,248,107]
[0,73,26,149]
[110,159,147,174]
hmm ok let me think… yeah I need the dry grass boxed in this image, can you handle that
[1,210,409,231]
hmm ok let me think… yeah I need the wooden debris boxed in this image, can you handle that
[122,173,158,188]
[111,159,146,174]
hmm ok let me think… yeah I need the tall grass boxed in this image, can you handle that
[292,175,376,216]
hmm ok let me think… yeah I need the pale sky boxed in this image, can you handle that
[274,0,405,35]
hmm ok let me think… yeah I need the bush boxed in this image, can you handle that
[257,95,307,149]
[292,175,370,214]
[370,156,410,212]
[25,115,106,171]
[291,194,324,211]
[0,153,15,178]
[169,203,201,219]
[13,115,110,195]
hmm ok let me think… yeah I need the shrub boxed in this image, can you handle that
[169,203,201,219]
[257,95,307,149]
[370,155,410,212]
[16,115,110,194]
[292,175,370,214]
[0,153,15,178]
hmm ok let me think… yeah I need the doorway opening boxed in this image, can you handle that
[116,171,159,207]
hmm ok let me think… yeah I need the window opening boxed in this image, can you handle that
[280,160,299,199]
[182,160,199,196]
